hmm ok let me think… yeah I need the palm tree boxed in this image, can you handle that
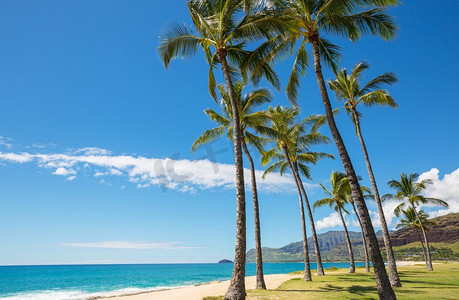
[260,106,311,280]
[386,173,448,271]
[397,207,436,267]
[249,0,401,295]
[342,178,373,272]
[262,108,333,277]
[314,171,355,273]
[192,82,272,289]
[158,1,288,298]
[263,115,333,276]
[328,60,399,279]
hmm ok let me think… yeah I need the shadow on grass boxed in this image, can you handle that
[347,285,377,295]
[401,279,459,287]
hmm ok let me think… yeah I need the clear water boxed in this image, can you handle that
[0,262,365,299]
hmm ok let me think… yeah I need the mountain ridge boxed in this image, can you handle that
[246,213,458,262]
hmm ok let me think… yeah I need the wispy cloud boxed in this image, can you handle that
[60,241,200,250]
[0,136,13,149]
[0,143,312,194]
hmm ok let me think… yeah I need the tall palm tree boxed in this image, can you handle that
[343,178,373,272]
[192,82,272,289]
[328,61,399,279]
[258,106,321,280]
[262,110,333,276]
[249,0,401,295]
[158,1,288,298]
[260,106,311,280]
[396,207,436,267]
[314,171,355,273]
[386,173,448,271]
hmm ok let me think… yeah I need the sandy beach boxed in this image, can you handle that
[107,273,297,300]
[102,261,427,300]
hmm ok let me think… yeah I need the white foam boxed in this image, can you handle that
[0,286,191,300]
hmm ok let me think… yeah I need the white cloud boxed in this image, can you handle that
[370,200,400,229]
[53,167,76,176]
[417,168,459,217]
[60,241,200,250]
[316,212,343,230]
[0,148,300,194]
[73,147,112,156]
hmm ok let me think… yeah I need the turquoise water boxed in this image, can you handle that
[0,262,365,299]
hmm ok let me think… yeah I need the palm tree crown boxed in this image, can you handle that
[328,61,398,123]
[192,82,271,152]
[386,173,448,216]
[159,0,288,99]
[249,0,399,103]
[397,207,436,232]
[314,170,349,212]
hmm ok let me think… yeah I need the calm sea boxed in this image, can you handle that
[0,262,365,299]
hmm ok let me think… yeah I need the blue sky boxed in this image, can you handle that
[0,0,458,265]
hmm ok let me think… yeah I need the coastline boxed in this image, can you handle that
[104,273,297,300]
[104,261,421,300]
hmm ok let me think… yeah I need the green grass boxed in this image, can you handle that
[203,262,459,300]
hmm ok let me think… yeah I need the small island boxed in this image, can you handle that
[218,259,233,264]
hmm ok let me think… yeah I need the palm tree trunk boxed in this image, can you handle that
[219,52,247,300]
[310,39,396,300]
[283,147,312,281]
[241,138,266,289]
[416,230,428,266]
[413,206,433,271]
[352,202,370,272]
[293,163,325,276]
[351,108,401,286]
[338,206,355,273]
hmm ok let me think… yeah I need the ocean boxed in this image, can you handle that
[0,262,365,299]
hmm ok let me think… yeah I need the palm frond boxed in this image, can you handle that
[286,38,309,105]
[158,23,203,68]
[191,125,227,152]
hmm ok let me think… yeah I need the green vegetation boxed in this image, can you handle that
[393,242,459,261]
[204,263,459,300]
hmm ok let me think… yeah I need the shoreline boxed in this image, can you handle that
[105,273,297,300]
[104,261,422,300]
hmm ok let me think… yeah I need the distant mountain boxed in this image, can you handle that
[246,213,458,263]
[247,230,362,263]
[389,213,459,246]
[280,231,362,254]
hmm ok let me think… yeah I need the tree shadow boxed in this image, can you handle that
[401,279,459,287]
[347,285,377,296]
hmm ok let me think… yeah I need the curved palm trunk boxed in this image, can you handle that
[310,40,396,300]
[241,138,266,289]
[219,53,247,300]
[294,163,325,276]
[338,206,355,273]
[351,108,401,286]
[416,230,428,266]
[284,148,312,281]
[352,202,370,272]
[413,206,433,271]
